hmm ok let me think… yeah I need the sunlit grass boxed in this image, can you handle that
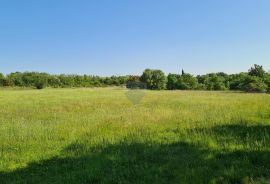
[0,88,270,183]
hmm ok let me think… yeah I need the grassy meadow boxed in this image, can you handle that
[0,88,270,184]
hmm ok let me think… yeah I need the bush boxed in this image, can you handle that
[264,74,270,93]
[195,83,207,90]
[228,73,248,90]
[34,77,47,89]
[126,75,146,89]
[32,73,49,89]
[243,82,267,93]
[0,64,269,93]
[167,74,179,90]
[141,69,167,90]
[241,75,267,93]
[204,74,227,90]
[0,73,5,87]
[167,73,198,90]
[248,64,266,78]
[177,74,198,90]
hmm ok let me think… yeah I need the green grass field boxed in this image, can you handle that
[0,88,270,184]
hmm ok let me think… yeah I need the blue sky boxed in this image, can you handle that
[1,0,270,76]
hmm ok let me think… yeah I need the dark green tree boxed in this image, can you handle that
[240,75,267,93]
[263,73,270,93]
[248,64,266,78]
[140,69,167,90]
[182,69,185,75]
[177,74,198,90]
[34,78,47,89]
[228,73,248,90]
[167,73,179,90]
[0,73,5,86]
[204,74,227,90]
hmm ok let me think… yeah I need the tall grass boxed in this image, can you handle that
[0,88,270,183]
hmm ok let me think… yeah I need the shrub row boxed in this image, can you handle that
[0,64,269,93]
[134,64,270,93]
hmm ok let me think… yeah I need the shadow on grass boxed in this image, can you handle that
[1,125,270,184]
[193,124,270,147]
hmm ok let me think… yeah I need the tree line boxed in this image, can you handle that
[0,73,129,89]
[0,64,269,93]
[139,64,270,93]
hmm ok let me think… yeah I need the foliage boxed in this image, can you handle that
[0,64,269,93]
[126,76,146,89]
[140,69,167,90]
[167,73,179,90]
[196,74,227,91]
[0,72,129,89]
[228,73,248,90]
[167,73,198,90]
[34,76,48,89]
[177,74,198,90]
[0,73,5,86]
[240,75,268,93]
[264,74,270,93]
[248,64,266,78]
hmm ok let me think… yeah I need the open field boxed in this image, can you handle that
[0,88,270,184]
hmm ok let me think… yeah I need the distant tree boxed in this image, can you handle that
[228,73,245,90]
[167,73,198,90]
[182,69,185,75]
[32,73,48,89]
[126,76,146,89]
[240,75,267,93]
[48,75,61,88]
[118,76,129,86]
[7,72,24,86]
[34,78,47,89]
[216,72,228,78]
[263,73,270,93]
[0,73,4,86]
[58,75,75,87]
[196,75,207,84]
[196,83,207,90]
[248,64,266,78]
[167,73,179,90]
[177,73,198,90]
[1,63,269,93]
[204,74,227,90]
[140,69,166,90]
